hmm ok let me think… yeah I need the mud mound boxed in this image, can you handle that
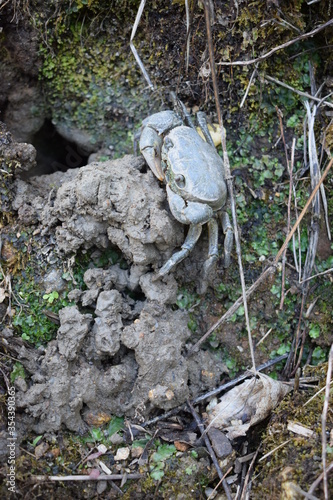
[7,154,228,434]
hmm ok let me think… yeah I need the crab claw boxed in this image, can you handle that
[139,126,164,181]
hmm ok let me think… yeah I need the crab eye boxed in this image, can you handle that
[174,174,185,189]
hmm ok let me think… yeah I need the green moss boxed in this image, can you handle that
[12,265,73,345]
[35,1,153,155]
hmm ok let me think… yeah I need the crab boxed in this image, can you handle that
[139,103,233,290]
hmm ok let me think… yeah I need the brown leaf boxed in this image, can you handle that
[174,441,190,452]
[35,442,49,459]
[50,448,60,458]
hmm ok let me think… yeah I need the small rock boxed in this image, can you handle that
[96,480,108,494]
[114,447,130,461]
[207,428,233,458]
[110,433,124,445]
[131,446,144,458]
[67,289,82,302]
[97,444,108,454]
[43,269,66,293]
[205,487,217,499]
[84,411,111,427]
[14,377,27,392]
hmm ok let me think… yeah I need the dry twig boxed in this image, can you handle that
[30,473,143,482]
[218,19,333,67]
[276,106,295,310]
[262,75,333,109]
[321,344,333,499]
[187,400,232,500]
[130,0,154,90]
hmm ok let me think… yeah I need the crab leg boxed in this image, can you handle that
[157,224,202,277]
[220,210,233,267]
[203,218,219,273]
[166,186,214,225]
[196,111,216,149]
[198,217,219,294]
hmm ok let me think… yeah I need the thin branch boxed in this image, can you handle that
[185,0,190,73]
[308,462,333,495]
[258,439,292,462]
[276,107,294,310]
[303,380,333,408]
[262,74,333,109]
[130,0,154,90]
[187,400,233,500]
[299,267,333,284]
[217,19,333,66]
[239,446,260,500]
[240,66,258,108]
[274,157,332,262]
[207,466,233,500]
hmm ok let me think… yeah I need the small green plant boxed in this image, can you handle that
[107,416,124,437]
[12,267,72,345]
[309,324,320,340]
[176,288,199,310]
[43,291,59,304]
[150,444,177,480]
[10,362,26,383]
[311,346,328,365]
[30,435,43,448]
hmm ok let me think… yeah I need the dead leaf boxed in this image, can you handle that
[50,448,60,458]
[174,441,190,452]
[207,373,291,439]
[159,430,197,446]
[35,442,49,459]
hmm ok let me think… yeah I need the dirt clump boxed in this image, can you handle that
[2,152,228,437]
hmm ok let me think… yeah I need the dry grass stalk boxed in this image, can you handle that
[203,0,256,371]
[321,344,333,499]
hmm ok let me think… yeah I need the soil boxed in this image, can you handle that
[1,143,233,430]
